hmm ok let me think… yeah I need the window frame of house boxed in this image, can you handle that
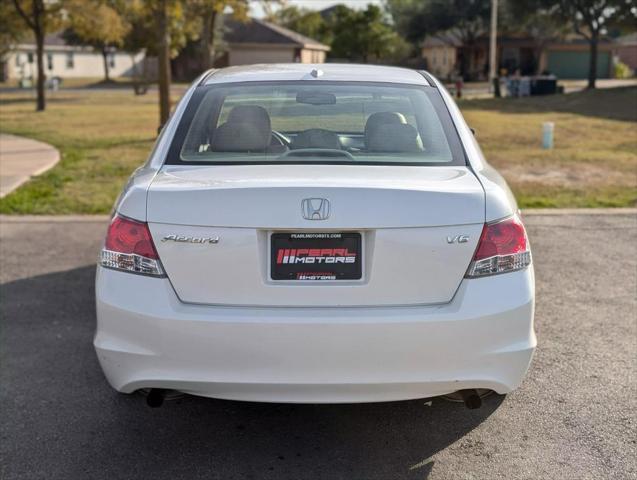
[46,53,53,71]
[66,52,74,69]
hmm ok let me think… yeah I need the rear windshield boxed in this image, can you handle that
[167,81,465,166]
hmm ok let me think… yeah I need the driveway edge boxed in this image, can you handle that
[0,133,60,198]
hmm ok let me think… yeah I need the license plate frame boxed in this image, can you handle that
[270,232,363,281]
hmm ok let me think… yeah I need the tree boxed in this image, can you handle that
[501,0,570,75]
[155,0,171,127]
[384,0,428,42]
[553,0,637,88]
[10,0,64,111]
[187,0,249,74]
[119,0,200,127]
[63,0,129,82]
[0,1,28,62]
[326,4,409,63]
[119,0,253,127]
[386,0,490,78]
[270,6,332,45]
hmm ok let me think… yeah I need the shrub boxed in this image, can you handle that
[614,61,633,79]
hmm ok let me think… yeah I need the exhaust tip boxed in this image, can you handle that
[441,388,493,408]
[146,389,165,408]
[459,389,482,409]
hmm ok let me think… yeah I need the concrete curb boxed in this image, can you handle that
[0,215,110,223]
[522,208,637,216]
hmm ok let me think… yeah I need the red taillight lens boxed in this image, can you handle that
[466,215,531,278]
[473,215,528,260]
[100,215,164,276]
[104,215,159,259]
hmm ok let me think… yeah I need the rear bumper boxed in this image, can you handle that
[94,266,535,403]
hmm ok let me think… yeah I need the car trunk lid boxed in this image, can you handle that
[147,164,485,306]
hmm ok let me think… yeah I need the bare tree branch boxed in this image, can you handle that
[11,0,36,30]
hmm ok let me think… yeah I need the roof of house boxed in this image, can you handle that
[223,17,330,51]
[422,31,617,49]
[17,31,75,49]
[617,32,637,45]
[421,33,463,48]
[42,32,67,46]
[18,19,331,52]
[318,5,340,19]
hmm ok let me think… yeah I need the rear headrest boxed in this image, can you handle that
[211,105,271,152]
[211,123,270,152]
[366,123,423,153]
[364,112,406,140]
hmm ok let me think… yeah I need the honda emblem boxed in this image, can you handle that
[301,198,330,220]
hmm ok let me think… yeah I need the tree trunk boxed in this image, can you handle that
[199,10,217,71]
[101,48,111,82]
[459,47,470,80]
[157,0,171,128]
[34,29,45,111]
[587,31,598,89]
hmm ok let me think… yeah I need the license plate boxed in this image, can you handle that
[271,232,362,281]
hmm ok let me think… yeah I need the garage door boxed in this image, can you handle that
[546,50,611,79]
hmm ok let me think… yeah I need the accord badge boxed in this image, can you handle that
[162,234,220,244]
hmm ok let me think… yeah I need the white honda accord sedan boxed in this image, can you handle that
[95,64,535,408]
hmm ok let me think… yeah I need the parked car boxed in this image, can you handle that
[95,64,535,408]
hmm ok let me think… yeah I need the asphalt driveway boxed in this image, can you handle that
[1,212,635,480]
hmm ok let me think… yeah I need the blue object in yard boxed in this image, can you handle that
[542,122,554,149]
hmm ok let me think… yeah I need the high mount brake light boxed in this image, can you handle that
[466,214,531,278]
[100,215,164,276]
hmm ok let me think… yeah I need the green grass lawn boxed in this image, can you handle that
[0,86,635,213]
[0,90,159,214]
[460,86,637,207]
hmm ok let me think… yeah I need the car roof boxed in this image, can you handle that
[202,64,431,86]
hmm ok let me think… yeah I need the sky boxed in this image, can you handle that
[251,0,384,18]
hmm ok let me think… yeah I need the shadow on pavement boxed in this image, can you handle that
[0,266,504,480]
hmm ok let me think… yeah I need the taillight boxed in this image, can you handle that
[99,214,164,276]
[466,214,531,278]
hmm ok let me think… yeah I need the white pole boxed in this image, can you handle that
[489,0,498,86]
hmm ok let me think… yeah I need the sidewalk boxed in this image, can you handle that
[0,133,60,197]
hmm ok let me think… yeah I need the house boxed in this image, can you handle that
[216,17,330,67]
[616,33,637,73]
[421,33,617,80]
[1,32,146,82]
[540,37,616,79]
[2,16,329,83]
[420,33,462,79]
